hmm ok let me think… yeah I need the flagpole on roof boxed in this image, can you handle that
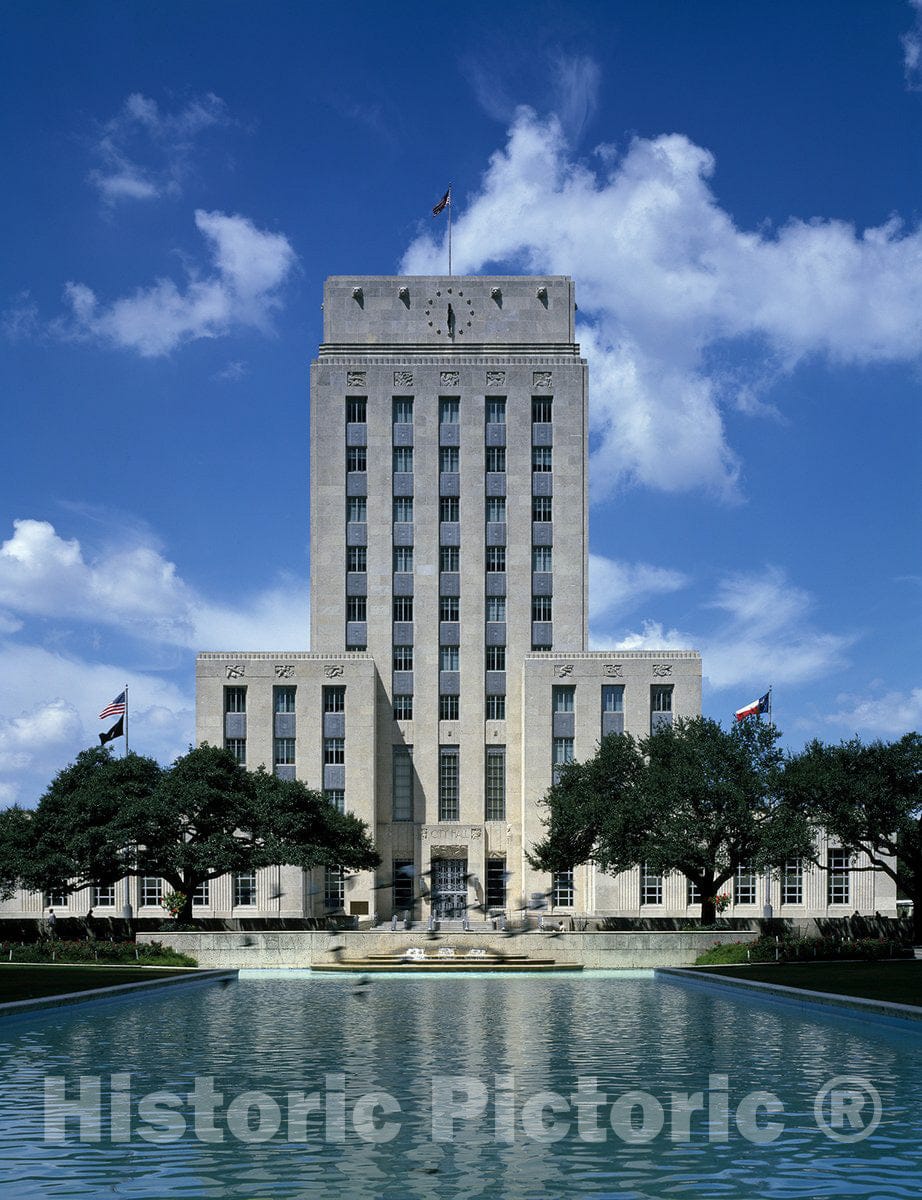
[448,183,452,275]
[124,684,129,758]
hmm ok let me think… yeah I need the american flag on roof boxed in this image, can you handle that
[432,186,450,216]
[99,690,126,720]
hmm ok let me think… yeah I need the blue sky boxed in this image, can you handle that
[1,0,920,805]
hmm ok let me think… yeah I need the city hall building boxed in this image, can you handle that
[2,275,896,926]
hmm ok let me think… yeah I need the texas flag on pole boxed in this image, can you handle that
[735,691,771,722]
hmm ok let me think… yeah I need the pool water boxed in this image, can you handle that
[1,970,920,1199]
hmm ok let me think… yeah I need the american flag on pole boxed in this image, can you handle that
[99,690,126,720]
[432,186,450,216]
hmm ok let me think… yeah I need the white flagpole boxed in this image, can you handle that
[124,684,129,758]
[448,184,453,276]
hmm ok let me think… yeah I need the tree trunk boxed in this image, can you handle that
[179,889,195,924]
[700,898,717,926]
[913,893,922,946]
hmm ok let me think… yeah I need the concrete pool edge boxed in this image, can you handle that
[655,966,922,1025]
[0,968,239,1018]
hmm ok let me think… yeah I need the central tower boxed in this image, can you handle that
[309,276,588,912]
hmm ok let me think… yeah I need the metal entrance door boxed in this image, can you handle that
[432,858,468,919]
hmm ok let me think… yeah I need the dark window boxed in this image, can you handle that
[274,686,296,714]
[532,595,552,621]
[347,546,366,572]
[440,545,459,572]
[393,695,413,720]
[486,446,506,472]
[486,859,506,909]
[439,693,459,721]
[486,546,506,572]
[346,446,367,472]
[532,496,552,522]
[439,497,459,522]
[323,687,345,713]
[486,645,506,671]
[346,396,366,423]
[346,595,366,621]
[440,596,459,621]
[532,396,553,423]
[393,596,414,621]
[225,686,246,713]
[486,694,506,720]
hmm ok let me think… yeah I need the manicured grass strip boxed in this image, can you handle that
[0,964,195,1004]
[690,961,922,1008]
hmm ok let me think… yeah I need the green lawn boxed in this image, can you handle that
[0,964,195,1004]
[690,960,922,1007]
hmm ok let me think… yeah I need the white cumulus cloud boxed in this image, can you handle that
[588,553,688,624]
[827,686,922,737]
[59,210,296,357]
[0,518,310,650]
[88,91,228,204]
[402,109,922,500]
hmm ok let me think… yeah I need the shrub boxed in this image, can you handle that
[694,932,906,966]
[0,940,196,967]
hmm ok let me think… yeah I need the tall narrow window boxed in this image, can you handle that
[193,881,210,907]
[485,497,506,523]
[486,859,507,909]
[325,868,345,911]
[393,446,414,473]
[393,396,413,423]
[439,748,460,821]
[552,686,575,713]
[393,546,414,572]
[640,864,663,906]
[324,789,345,813]
[486,396,506,424]
[393,645,414,671]
[485,746,506,820]
[553,737,574,765]
[225,687,246,713]
[234,871,257,907]
[393,497,414,522]
[346,595,366,621]
[652,687,673,712]
[532,496,552,522]
[486,645,506,671]
[532,546,552,572]
[225,737,246,765]
[734,863,757,905]
[393,695,413,720]
[439,446,459,473]
[532,446,552,472]
[393,746,414,821]
[552,868,574,908]
[440,646,459,671]
[323,686,345,713]
[439,396,460,424]
[440,546,459,572]
[347,546,367,572]
[274,737,295,771]
[485,694,506,720]
[486,546,506,572]
[346,396,367,423]
[141,877,163,907]
[274,687,296,714]
[827,849,850,904]
[601,685,624,713]
[532,596,552,621]
[486,596,506,622]
[347,496,367,523]
[393,860,415,909]
[439,596,459,621]
[346,446,367,472]
[782,859,803,905]
[393,596,414,621]
[324,737,345,764]
[532,396,553,423]
[486,446,506,472]
[439,497,459,522]
[439,693,459,721]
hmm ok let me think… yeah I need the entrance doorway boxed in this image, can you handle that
[432,857,468,919]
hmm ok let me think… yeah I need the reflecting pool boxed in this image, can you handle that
[1,970,920,1199]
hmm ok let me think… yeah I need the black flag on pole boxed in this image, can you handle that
[99,716,124,746]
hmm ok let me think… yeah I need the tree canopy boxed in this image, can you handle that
[783,732,922,939]
[529,717,815,924]
[5,743,379,922]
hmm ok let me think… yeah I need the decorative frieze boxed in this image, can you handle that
[274,664,295,678]
[324,664,345,678]
[225,664,245,679]
[554,663,574,677]
[652,664,673,677]
[346,370,366,388]
[486,370,505,387]
[533,370,552,389]
[394,370,413,387]
[440,370,460,387]
[603,663,624,677]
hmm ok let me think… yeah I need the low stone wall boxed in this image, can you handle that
[136,929,758,970]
